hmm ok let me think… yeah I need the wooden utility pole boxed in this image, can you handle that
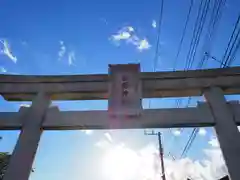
[158,132,166,180]
[144,130,166,180]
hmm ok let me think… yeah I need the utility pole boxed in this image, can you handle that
[144,130,166,180]
[157,132,166,180]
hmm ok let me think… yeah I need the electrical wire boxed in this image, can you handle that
[178,0,226,158]
[175,0,210,114]
[205,53,225,66]
[177,0,210,155]
[184,0,204,69]
[153,0,164,72]
[221,14,240,67]
[170,0,195,118]
[181,129,198,158]
[174,0,210,112]
[168,0,208,151]
[226,36,240,66]
[185,0,210,69]
[198,0,226,67]
[172,0,207,124]
[173,0,194,70]
[222,14,240,67]
[189,0,211,68]
[148,0,164,109]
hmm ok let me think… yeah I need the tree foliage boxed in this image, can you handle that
[0,153,10,180]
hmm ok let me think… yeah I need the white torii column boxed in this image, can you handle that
[3,92,50,180]
[204,87,240,180]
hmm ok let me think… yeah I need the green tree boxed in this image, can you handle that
[0,137,34,179]
[0,152,10,180]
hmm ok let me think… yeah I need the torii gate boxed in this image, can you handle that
[1,64,240,180]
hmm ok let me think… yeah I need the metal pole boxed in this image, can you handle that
[158,132,166,180]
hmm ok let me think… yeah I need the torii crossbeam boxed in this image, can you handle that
[1,64,240,180]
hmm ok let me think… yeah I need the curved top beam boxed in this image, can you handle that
[0,65,240,101]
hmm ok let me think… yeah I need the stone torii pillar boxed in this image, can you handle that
[3,92,51,180]
[204,87,240,180]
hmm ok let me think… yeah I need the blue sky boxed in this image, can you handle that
[0,0,240,179]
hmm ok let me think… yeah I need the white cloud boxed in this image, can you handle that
[198,128,207,136]
[82,130,93,135]
[19,104,31,108]
[104,132,113,142]
[208,137,220,148]
[127,26,134,32]
[137,39,151,51]
[94,131,229,180]
[58,41,76,66]
[96,138,228,180]
[127,35,140,46]
[112,32,131,41]
[96,132,114,148]
[152,20,157,28]
[0,39,17,63]
[172,129,181,136]
[102,144,140,180]
[68,51,75,66]
[58,41,66,60]
[202,148,227,179]
[95,139,111,149]
[128,36,151,51]
[110,26,151,51]
[0,67,7,73]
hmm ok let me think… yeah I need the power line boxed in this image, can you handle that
[177,0,226,159]
[168,0,210,154]
[174,0,210,110]
[205,52,225,66]
[170,0,207,136]
[153,0,164,72]
[222,14,240,67]
[221,14,240,67]
[184,0,205,69]
[185,0,211,69]
[198,0,226,67]
[173,0,194,70]
[189,0,211,68]
[175,0,210,115]
[181,0,225,158]
[226,36,240,66]
[149,0,164,109]
[146,3,166,176]
[177,1,210,153]
[181,129,198,158]
[186,15,239,161]
[180,3,234,159]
